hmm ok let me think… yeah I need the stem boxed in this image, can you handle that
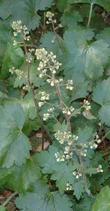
[77,151,91,195]
[54,79,71,131]
[2,192,17,207]
[51,20,65,52]
[87,3,94,27]
[23,42,53,143]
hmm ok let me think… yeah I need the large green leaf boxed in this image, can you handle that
[0,0,39,30]
[36,145,85,199]
[0,0,54,30]
[8,158,41,192]
[16,180,72,211]
[0,104,31,168]
[93,78,110,105]
[63,28,110,81]
[92,186,110,211]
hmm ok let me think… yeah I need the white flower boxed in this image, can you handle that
[43,113,50,121]
[55,130,72,144]
[55,152,65,162]
[83,99,91,111]
[96,165,103,173]
[66,183,73,191]
[35,48,62,78]
[12,20,30,41]
[46,11,56,24]
[62,106,75,116]
[39,91,50,101]
[66,80,74,91]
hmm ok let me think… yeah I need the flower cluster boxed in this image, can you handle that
[43,107,55,121]
[55,130,72,144]
[90,134,101,149]
[9,67,26,80]
[83,99,91,111]
[12,20,30,41]
[55,131,78,161]
[80,148,88,157]
[55,152,65,162]
[66,183,73,191]
[47,78,63,87]
[62,106,75,116]
[73,170,82,179]
[35,48,62,78]
[26,52,33,63]
[96,164,103,173]
[46,11,56,24]
[38,91,50,107]
[66,80,74,91]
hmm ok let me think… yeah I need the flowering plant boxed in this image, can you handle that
[0,0,110,210]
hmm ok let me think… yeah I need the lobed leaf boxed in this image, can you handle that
[0,104,31,168]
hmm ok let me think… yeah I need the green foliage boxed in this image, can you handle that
[0,206,6,211]
[0,104,31,168]
[16,180,72,211]
[0,0,54,30]
[0,0,110,210]
[92,186,110,211]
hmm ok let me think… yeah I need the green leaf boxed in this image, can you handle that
[36,145,59,174]
[63,28,110,81]
[36,145,85,198]
[40,31,64,57]
[92,186,110,211]
[35,0,54,10]
[77,126,94,144]
[0,206,6,211]
[8,158,41,192]
[0,104,31,168]
[0,20,11,63]
[73,196,94,211]
[18,92,37,120]
[96,28,110,45]
[93,78,110,105]
[0,0,54,30]
[72,81,89,100]
[51,163,74,192]
[0,0,40,30]
[73,180,84,200]
[61,11,83,28]
[99,105,110,126]
[56,0,68,12]
[16,181,72,211]
[2,43,24,73]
